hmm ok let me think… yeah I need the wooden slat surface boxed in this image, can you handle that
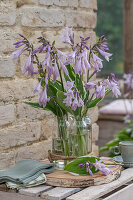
[19,185,53,197]
[0,191,41,200]
[66,168,133,200]
[41,187,81,200]
[104,183,133,200]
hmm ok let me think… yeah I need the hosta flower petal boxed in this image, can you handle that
[11,46,26,60]
[97,47,112,62]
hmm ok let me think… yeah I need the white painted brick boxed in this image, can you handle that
[41,115,55,139]
[1,0,38,7]
[16,103,51,122]
[92,143,99,156]
[39,0,78,7]
[79,0,97,10]
[15,139,52,161]
[0,55,16,77]
[0,104,16,126]
[0,122,41,151]
[92,123,99,142]
[0,79,37,102]
[88,106,99,123]
[0,28,20,52]
[65,11,97,28]
[0,151,15,170]
[0,6,16,26]
[21,8,65,27]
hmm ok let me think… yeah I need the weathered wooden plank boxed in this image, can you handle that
[67,168,133,200]
[104,183,133,200]
[41,187,81,200]
[124,0,133,74]
[0,191,41,200]
[19,185,53,197]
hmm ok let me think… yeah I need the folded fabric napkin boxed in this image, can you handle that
[6,173,47,189]
[0,159,54,184]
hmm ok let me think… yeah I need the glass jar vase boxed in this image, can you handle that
[52,115,92,169]
[68,115,92,157]
[52,116,70,157]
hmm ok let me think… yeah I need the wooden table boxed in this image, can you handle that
[0,162,133,200]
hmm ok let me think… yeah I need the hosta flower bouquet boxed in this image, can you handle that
[12,27,121,161]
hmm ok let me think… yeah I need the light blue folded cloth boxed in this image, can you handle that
[0,159,54,184]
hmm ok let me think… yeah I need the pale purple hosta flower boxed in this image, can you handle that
[108,81,121,98]
[124,114,131,124]
[75,57,82,75]
[61,27,74,46]
[75,51,91,75]
[86,162,93,176]
[92,159,112,176]
[80,36,90,50]
[64,81,74,107]
[42,45,50,66]
[95,85,106,98]
[100,42,109,51]
[13,40,24,46]
[63,96,73,107]
[85,81,97,90]
[99,35,109,51]
[39,86,50,108]
[11,46,27,60]
[79,164,85,168]
[91,51,103,71]
[65,81,74,90]
[57,50,68,75]
[53,58,59,82]
[60,61,68,76]
[97,47,112,62]
[33,44,47,54]
[64,89,74,107]
[23,52,35,76]
[71,94,80,111]
[124,73,133,90]
[15,42,25,48]
[100,167,112,176]
[64,51,76,65]
[33,81,42,94]
[83,51,91,70]
[78,95,84,107]
[79,162,93,176]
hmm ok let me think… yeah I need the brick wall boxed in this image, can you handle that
[0,0,98,169]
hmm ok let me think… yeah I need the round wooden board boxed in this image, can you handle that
[46,161,122,188]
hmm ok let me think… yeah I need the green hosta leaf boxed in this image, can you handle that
[25,101,57,116]
[25,102,43,109]
[105,139,119,148]
[65,157,100,175]
[75,74,85,99]
[99,146,109,153]
[50,79,63,91]
[65,64,75,81]
[87,89,111,108]
[52,40,55,46]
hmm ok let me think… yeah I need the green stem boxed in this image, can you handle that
[56,58,64,92]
